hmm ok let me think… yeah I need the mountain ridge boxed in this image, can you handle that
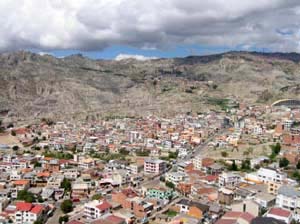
[1,50,300,124]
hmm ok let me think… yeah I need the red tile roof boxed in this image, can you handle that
[30,205,44,214]
[202,158,215,167]
[121,188,137,198]
[13,180,29,186]
[16,202,32,212]
[268,208,291,218]
[67,221,84,224]
[203,175,218,182]
[217,212,254,224]
[96,201,112,211]
[223,211,243,218]
[215,219,236,224]
[240,212,255,222]
[106,215,125,224]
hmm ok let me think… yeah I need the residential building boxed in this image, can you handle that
[276,185,300,210]
[175,199,209,220]
[218,172,241,187]
[15,202,47,224]
[144,158,166,174]
[84,200,112,220]
[257,168,287,184]
[165,172,186,185]
[266,207,292,224]
[145,186,173,200]
[215,211,255,224]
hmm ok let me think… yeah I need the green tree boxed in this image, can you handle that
[0,120,4,133]
[166,181,175,189]
[34,161,42,168]
[292,171,300,182]
[59,215,69,224]
[229,160,238,171]
[259,207,268,217]
[297,161,300,169]
[17,190,35,203]
[11,130,16,136]
[61,178,72,192]
[37,195,44,203]
[12,145,19,151]
[60,200,73,214]
[33,221,43,224]
[269,143,281,160]
[241,159,251,171]
[279,157,289,168]
[119,148,129,155]
[168,151,178,159]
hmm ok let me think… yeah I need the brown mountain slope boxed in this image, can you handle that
[0,51,299,123]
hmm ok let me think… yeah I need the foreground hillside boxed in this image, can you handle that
[0,51,300,123]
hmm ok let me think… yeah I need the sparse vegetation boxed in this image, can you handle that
[166,210,177,217]
[92,194,102,200]
[207,98,230,111]
[135,149,150,157]
[221,151,228,157]
[43,151,73,160]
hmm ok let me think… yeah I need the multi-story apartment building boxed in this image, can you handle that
[15,202,46,224]
[257,167,287,184]
[218,172,241,187]
[84,200,112,220]
[268,181,282,195]
[276,185,300,210]
[165,172,186,185]
[144,158,166,174]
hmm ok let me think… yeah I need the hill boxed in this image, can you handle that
[0,51,299,123]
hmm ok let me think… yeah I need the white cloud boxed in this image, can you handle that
[37,51,53,56]
[115,54,157,61]
[0,0,299,52]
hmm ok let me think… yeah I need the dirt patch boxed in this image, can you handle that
[0,133,20,146]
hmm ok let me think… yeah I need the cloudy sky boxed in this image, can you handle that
[1,0,300,59]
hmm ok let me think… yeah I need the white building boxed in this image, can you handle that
[165,172,186,185]
[129,131,142,143]
[144,158,166,174]
[276,185,300,210]
[218,172,241,187]
[253,125,263,135]
[84,200,112,220]
[129,164,143,175]
[192,156,202,170]
[15,202,45,224]
[63,169,80,180]
[178,148,188,158]
[257,167,287,184]
[283,120,294,131]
